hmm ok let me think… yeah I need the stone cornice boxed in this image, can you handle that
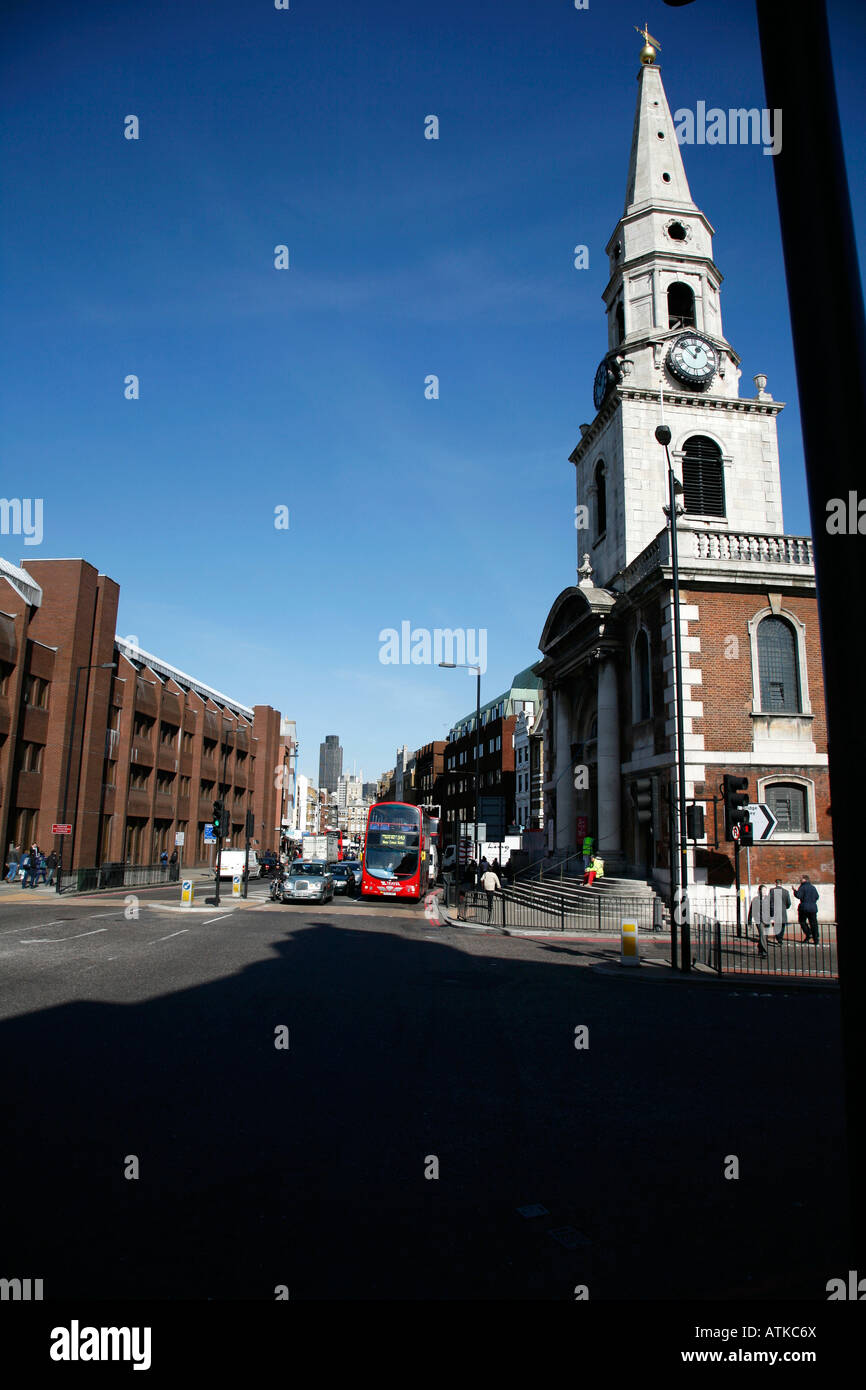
[569,387,784,467]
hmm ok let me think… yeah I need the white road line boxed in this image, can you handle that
[202,914,231,924]
[86,911,125,919]
[147,930,190,944]
[0,921,67,935]
[22,928,109,943]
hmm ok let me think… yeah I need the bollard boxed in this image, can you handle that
[232,874,242,898]
[620,918,639,967]
[181,879,194,907]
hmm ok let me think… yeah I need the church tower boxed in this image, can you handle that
[572,36,785,587]
[536,32,831,905]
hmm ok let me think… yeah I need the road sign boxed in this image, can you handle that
[731,823,740,841]
[204,824,216,844]
[746,803,777,841]
[52,824,72,835]
[175,831,185,846]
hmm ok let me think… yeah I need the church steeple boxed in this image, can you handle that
[600,40,735,390]
[624,53,696,217]
[569,40,786,587]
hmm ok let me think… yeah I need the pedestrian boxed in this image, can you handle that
[22,846,39,889]
[582,854,604,887]
[160,849,169,868]
[33,851,48,886]
[504,858,515,886]
[748,884,769,956]
[5,843,21,883]
[794,875,820,945]
[169,848,179,881]
[45,850,58,886]
[491,858,501,878]
[768,879,791,945]
[479,856,489,879]
[581,833,594,872]
[481,864,501,921]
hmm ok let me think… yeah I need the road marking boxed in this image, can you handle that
[0,921,69,935]
[86,911,125,919]
[23,928,109,943]
[148,929,190,944]
[202,914,231,924]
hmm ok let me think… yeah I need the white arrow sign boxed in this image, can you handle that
[746,803,777,840]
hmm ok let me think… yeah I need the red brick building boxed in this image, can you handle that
[0,556,292,871]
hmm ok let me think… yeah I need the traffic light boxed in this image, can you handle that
[722,774,749,842]
[212,799,225,838]
[685,804,705,841]
[631,778,653,825]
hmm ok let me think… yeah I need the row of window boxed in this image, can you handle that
[629,613,806,721]
[591,433,727,540]
[612,280,697,349]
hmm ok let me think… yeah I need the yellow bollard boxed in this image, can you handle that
[232,874,242,898]
[181,880,194,907]
[620,919,639,967]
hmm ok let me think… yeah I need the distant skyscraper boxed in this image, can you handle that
[318,734,343,794]
[362,782,377,801]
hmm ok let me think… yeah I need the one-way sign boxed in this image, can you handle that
[746,803,777,840]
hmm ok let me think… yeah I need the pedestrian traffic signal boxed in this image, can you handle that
[631,778,653,825]
[722,774,749,842]
[212,799,225,837]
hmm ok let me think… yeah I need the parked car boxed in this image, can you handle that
[342,859,363,890]
[329,863,356,896]
[276,860,334,904]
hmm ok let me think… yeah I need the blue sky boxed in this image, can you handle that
[3,0,864,783]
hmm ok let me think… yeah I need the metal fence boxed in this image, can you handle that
[445,884,661,933]
[57,863,182,894]
[692,911,838,980]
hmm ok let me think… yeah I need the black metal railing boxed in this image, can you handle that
[702,914,837,980]
[57,863,182,893]
[449,887,661,933]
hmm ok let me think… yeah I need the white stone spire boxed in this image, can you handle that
[624,60,696,216]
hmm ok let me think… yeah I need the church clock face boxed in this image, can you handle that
[667,332,718,387]
[593,359,612,410]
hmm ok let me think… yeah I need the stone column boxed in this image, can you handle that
[554,686,575,853]
[595,657,622,868]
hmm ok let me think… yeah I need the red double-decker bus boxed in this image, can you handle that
[361,801,432,902]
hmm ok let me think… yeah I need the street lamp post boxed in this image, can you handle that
[57,661,117,894]
[656,423,690,971]
[439,662,482,879]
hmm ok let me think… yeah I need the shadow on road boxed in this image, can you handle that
[0,919,849,1300]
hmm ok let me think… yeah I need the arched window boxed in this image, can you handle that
[765,782,808,832]
[667,281,696,330]
[757,617,801,713]
[634,629,651,721]
[595,461,607,537]
[681,435,725,517]
[615,301,625,345]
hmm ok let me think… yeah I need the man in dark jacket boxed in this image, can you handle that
[794,875,820,944]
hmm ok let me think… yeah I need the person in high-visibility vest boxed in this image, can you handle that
[582,855,604,887]
[581,835,594,871]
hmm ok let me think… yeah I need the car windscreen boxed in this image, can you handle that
[289,863,323,876]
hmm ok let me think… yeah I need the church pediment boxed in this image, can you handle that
[539,582,618,657]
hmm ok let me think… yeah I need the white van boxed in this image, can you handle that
[216,849,260,881]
